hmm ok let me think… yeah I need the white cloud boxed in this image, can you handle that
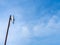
[33,15,60,37]
[0,0,60,45]
[48,15,60,29]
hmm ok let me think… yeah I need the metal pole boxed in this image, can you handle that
[4,15,14,45]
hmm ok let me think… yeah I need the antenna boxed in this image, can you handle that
[4,15,15,45]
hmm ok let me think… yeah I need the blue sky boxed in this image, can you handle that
[0,0,60,45]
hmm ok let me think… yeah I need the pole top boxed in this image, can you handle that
[10,15,15,24]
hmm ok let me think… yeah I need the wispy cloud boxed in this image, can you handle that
[0,0,60,45]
